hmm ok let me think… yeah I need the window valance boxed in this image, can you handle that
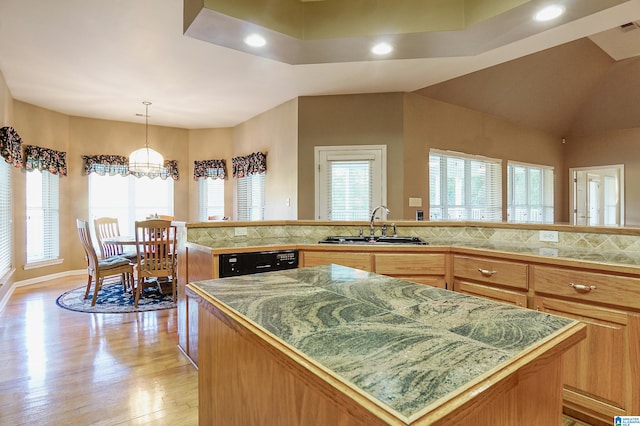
[0,126,24,168]
[82,155,179,180]
[82,154,129,176]
[232,152,266,178]
[193,159,227,180]
[24,144,67,176]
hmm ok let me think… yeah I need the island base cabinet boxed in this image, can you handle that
[196,290,579,426]
[534,296,640,425]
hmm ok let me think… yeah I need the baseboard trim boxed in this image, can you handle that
[0,269,85,313]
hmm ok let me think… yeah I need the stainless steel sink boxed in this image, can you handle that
[318,236,428,245]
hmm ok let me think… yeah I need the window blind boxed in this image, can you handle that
[429,150,502,221]
[88,174,174,236]
[26,170,60,263]
[198,178,225,221]
[0,160,12,276]
[507,161,554,223]
[326,159,372,220]
[237,173,265,221]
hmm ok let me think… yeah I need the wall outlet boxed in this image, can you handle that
[539,247,559,257]
[539,230,559,242]
[234,227,248,237]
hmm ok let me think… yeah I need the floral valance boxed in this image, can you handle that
[232,152,266,178]
[82,155,179,180]
[82,155,129,176]
[193,159,227,180]
[24,145,67,176]
[0,126,23,168]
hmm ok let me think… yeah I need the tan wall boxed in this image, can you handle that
[565,128,640,225]
[0,70,12,125]
[8,102,191,282]
[403,93,567,222]
[232,98,298,220]
[188,128,234,222]
[12,102,73,280]
[297,93,405,220]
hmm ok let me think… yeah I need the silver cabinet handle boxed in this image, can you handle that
[569,283,596,292]
[478,268,497,277]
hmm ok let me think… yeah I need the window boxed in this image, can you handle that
[315,145,386,220]
[26,170,60,264]
[237,173,265,221]
[429,149,502,221]
[88,174,174,236]
[507,161,554,223]
[198,178,224,221]
[0,160,12,276]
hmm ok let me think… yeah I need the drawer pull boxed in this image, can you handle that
[569,283,596,292]
[478,268,497,277]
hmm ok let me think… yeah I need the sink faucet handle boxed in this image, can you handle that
[359,228,363,237]
[392,223,397,237]
[381,223,387,237]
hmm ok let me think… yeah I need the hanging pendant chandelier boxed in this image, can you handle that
[128,101,164,174]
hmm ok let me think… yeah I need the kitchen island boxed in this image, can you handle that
[187,264,586,425]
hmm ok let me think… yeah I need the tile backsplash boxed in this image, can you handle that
[187,223,640,255]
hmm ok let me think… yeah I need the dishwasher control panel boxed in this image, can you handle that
[219,249,299,277]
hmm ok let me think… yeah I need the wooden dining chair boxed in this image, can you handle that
[133,219,177,307]
[76,219,134,306]
[94,217,137,261]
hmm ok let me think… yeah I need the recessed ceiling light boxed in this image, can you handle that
[371,42,393,56]
[244,34,266,47]
[533,5,565,22]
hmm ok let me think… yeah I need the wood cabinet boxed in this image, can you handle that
[531,265,640,425]
[453,255,528,307]
[301,248,449,289]
[179,239,640,425]
[374,253,447,288]
[301,251,373,271]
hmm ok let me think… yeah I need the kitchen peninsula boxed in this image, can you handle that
[187,264,586,425]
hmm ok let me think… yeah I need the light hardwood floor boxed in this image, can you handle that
[0,275,198,425]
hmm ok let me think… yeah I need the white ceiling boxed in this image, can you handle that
[1,0,639,129]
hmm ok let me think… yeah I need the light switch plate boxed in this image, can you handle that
[234,227,248,237]
[409,197,422,207]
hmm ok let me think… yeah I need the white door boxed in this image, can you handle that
[570,165,623,226]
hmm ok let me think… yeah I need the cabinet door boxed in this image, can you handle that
[534,296,636,423]
[455,279,527,307]
[301,251,373,271]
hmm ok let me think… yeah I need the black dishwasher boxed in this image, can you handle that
[218,249,299,277]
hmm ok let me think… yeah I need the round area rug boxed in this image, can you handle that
[56,282,176,313]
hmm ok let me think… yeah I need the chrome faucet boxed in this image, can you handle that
[369,205,390,239]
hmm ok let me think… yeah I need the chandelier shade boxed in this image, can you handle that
[129,146,164,174]
[128,101,164,174]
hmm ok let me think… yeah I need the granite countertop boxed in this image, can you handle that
[190,264,576,421]
[187,236,640,268]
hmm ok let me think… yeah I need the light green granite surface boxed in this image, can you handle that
[191,264,575,419]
